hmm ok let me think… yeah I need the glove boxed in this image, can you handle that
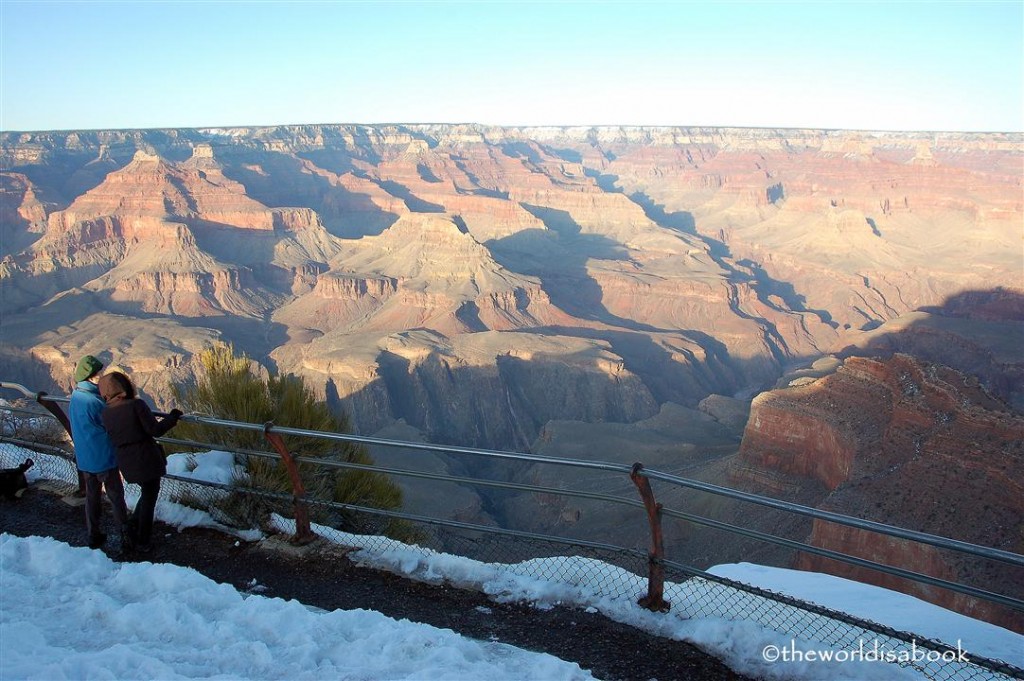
[169,408,184,420]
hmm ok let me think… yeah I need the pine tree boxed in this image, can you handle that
[172,343,406,538]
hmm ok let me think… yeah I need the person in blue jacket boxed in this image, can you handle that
[68,355,130,550]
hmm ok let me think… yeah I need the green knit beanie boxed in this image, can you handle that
[74,355,104,383]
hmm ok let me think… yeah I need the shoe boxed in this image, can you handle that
[88,533,107,549]
[121,529,136,552]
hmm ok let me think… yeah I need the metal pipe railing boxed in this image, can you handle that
[6,379,1022,568]
[660,506,1024,612]
[4,379,1017,565]
[188,409,1024,569]
[1,382,70,404]
[185,413,634,474]
[301,493,649,559]
[641,469,1024,568]
[155,434,647,541]
[297,456,646,511]
[169,430,1024,613]
[3,381,1022,623]
[157,466,647,562]
[160,434,642,506]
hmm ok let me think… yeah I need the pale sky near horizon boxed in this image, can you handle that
[0,1,1021,133]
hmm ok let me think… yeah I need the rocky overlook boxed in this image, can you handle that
[1,124,1021,626]
[733,347,1024,630]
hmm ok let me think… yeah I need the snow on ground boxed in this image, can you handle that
[269,517,1023,681]
[708,562,1024,669]
[0,534,594,681]
[4,444,1023,681]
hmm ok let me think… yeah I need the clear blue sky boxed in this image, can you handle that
[1,1,1021,132]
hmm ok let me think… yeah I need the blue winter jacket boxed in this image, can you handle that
[69,380,117,473]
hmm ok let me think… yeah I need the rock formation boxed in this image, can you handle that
[0,125,1020,614]
[731,347,1024,629]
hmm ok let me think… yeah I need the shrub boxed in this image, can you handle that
[172,343,409,538]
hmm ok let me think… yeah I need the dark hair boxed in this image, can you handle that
[98,371,136,401]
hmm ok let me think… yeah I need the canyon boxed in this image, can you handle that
[1,124,1021,627]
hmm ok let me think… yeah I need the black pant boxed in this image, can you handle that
[83,469,129,540]
[130,478,161,545]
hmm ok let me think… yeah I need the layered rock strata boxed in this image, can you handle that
[0,125,1020,574]
[732,352,1024,630]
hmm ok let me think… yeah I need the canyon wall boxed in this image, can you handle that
[3,125,1018,445]
[731,335,1024,629]
[1,125,1021,618]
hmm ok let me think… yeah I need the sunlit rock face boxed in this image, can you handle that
[0,126,1021,602]
[732,346,1024,630]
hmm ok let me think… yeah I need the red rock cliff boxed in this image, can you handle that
[733,353,1024,631]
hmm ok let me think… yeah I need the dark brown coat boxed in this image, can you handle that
[100,398,179,484]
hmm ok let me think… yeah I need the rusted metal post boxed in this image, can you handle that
[36,391,85,495]
[35,391,71,436]
[262,422,317,545]
[630,462,671,612]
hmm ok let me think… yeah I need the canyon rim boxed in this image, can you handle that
[1,124,1021,627]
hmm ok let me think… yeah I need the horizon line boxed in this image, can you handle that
[3,120,1023,136]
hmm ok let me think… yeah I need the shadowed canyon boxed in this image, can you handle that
[1,125,1022,628]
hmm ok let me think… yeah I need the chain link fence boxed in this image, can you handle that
[1,393,1021,681]
[660,562,1022,680]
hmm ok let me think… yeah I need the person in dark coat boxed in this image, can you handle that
[68,355,131,550]
[97,371,182,552]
